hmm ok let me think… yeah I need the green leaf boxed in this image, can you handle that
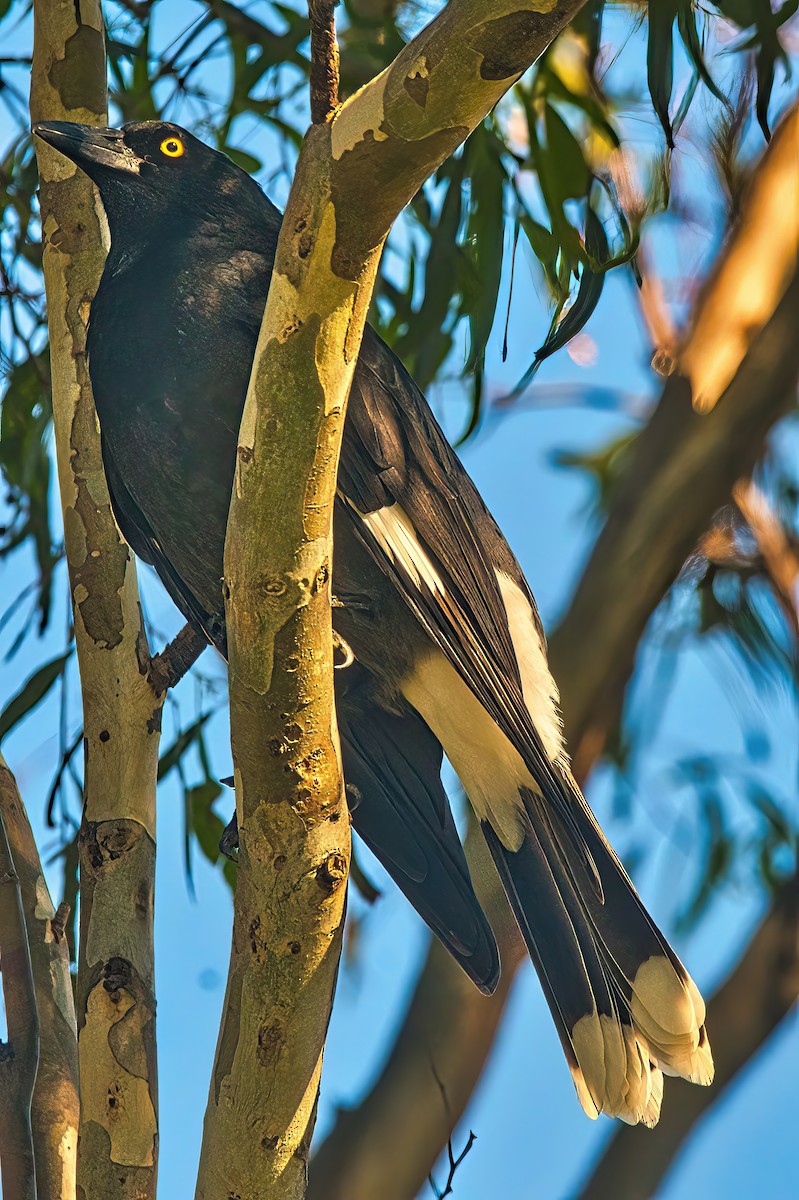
[158,713,211,782]
[463,126,506,372]
[677,4,726,104]
[647,0,680,148]
[186,778,237,891]
[538,64,621,152]
[0,652,70,744]
[223,147,262,175]
[543,104,590,202]
[188,779,224,862]
[535,205,609,363]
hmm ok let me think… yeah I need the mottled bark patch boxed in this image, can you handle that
[477,8,559,80]
[66,430,129,650]
[50,25,106,110]
[404,70,429,108]
[330,125,466,279]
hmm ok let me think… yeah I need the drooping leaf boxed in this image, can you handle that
[543,103,590,203]
[508,199,612,396]
[676,3,726,104]
[714,0,797,139]
[157,713,211,781]
[647,0,680,148]
[187,778,237,891]
[463,126,506,373]
[0,651,70,743]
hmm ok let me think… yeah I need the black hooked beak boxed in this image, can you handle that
[32,121,142,176]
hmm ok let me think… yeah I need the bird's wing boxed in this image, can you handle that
[338,665,499,994]
[340,327,559,787]
[102,439,224,647]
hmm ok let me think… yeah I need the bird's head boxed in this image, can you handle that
[33,120,265,238]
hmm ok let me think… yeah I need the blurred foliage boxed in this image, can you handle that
[602,474,799,926]
[1,0,798,933]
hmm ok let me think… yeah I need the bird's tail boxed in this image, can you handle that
[481,778,713,1127]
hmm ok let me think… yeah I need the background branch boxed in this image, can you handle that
[0,765,39,1200]
[0,756,78,1200]
[551,100,799,776]
[310,98,799,1199]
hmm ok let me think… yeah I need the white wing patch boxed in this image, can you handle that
[358,503,446,595]
[401,648,531,852]
[495,570,564,763]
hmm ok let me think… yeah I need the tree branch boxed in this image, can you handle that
[552,100,799,776]
[31,3,163,1195]
[0,769,39,1200]
[0,755,78,1200]
[309,0,340,123]
[147,622,209,697]
[310,100,799,1198]
[733,480,799,640]
[196,3,586,1198]
[575,872,799,1200]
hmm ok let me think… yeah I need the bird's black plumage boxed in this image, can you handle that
[34,118,713,1123]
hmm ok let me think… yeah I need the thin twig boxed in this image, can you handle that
[0,777,39,1200]
[427,1061,477,1199]
[308,0,339,123]
[733,479,799,639]
[147,621,208,696]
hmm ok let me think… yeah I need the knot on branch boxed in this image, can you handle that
[316,851,347,895]
[103,956,134,996]
[80,818,145,871]
[50,900,71,943]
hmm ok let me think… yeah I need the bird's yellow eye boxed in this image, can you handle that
[160,137,185,159]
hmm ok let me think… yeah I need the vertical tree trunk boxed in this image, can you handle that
[0,756,79,1200]
[197,4,587,1196]
[0,775,39,1200]
[31,4,164,1197]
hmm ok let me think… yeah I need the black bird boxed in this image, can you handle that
[34,119,713,1125]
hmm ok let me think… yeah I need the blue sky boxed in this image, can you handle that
[1,3,798,1197]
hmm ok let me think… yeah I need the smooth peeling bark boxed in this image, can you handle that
[199,2,588,1197]
[31,3,163,1197]
[308,822,525,1200]
[197,132,357,1200]
[308,101,799,1200]
[0,756,79,1200]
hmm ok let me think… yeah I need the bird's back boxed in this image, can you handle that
[88,210,279,629]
